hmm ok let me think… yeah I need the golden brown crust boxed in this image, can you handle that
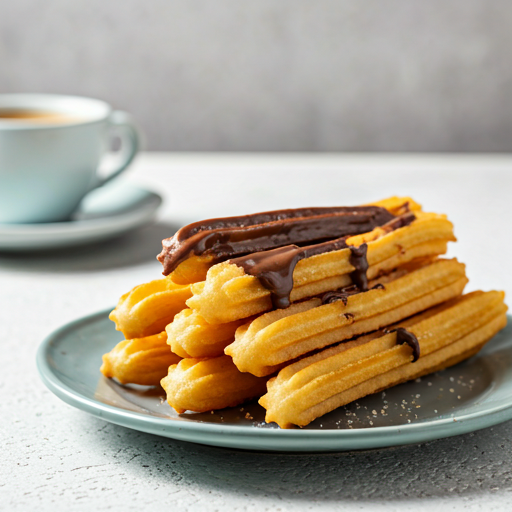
[226,258,468,376]
[101,332,181,386]
[186,212,455,324]
[102,197,507,429]
[109,278,192,339]
[260,291,507,428]
[166,309,244,358]
[169,254,214,285]
[161,355,268,413]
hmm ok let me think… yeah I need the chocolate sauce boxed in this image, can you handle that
[233,245,303,309]
[320,282,385,306]
[231,233,361,309]
[321,284,358,306]
[158,206,395,276]
[381,211,416,233]
[349,244,369,291]
[321,291,349,306]
[158,204,415,310]
[236,229,396,310]
[393,327,420,362]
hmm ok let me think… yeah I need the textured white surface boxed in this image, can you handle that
[2,153,512,511]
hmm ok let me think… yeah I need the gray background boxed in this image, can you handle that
[1,1,512,152]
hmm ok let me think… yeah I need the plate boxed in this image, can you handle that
[0,182,162,250]
[37,310,512,452]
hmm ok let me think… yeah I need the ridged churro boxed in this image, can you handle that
[109,277,192,339]
[187,211,454,324]
[260,291,507,428]
[166,309,245,358]
[226,258,468,376]
[99,197,506,429]
[158,201,405,277]
[101,332,181,386]
[161,355,268,413]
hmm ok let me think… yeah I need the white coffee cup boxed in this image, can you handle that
[0,94,140,224]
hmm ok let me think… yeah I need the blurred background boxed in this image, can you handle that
[2,0,511,152]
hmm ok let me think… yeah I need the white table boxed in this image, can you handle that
[3,153,512,511]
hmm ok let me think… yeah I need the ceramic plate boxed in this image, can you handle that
[37,310,512,452]
[0,183,162,250]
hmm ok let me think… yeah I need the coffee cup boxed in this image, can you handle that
[0,93,140,224]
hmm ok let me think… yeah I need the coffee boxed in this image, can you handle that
[0,109,84,125]
[0,94,140,223]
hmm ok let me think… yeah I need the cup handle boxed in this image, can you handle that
[96,110,140,188]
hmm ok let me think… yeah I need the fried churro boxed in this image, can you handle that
[161,355,268,413]
[158,202,403,278]
[166,309,245,358]
[109,277,192,339]
[99,197,506,429]
[226,258,468,376]
[101,332,181,386]
[186,211,454,324]
[260,291,507,428]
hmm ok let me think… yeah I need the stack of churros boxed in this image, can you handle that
[101,197,507,428]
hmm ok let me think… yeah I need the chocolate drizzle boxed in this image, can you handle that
[349,244,369,291]
[393,327,420,362]
[233,245,303,309]
[231,233,362,309]
[320,282,385,307]
[321,284,359,306]
[158,204,416,310]
[321,291,349,306]
[158,206,396,276]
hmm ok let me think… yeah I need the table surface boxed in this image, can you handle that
[3,152,512,511]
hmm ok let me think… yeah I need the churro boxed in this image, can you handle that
[166,309,245,358]
[109,277,192,339]
[186,211,454,324]
[161,355,268,413]
[226,258,468,376]
[101,332,181,386]
[158,202,405,279]
[260,291,507,428]
[99,197,506,429]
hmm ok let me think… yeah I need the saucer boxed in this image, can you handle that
[0,182,163,251]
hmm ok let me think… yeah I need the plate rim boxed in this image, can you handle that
[37,309,512,451]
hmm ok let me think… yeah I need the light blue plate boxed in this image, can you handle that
[37,310,512,452]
